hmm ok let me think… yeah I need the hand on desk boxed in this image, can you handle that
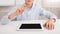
[43,19,55,30]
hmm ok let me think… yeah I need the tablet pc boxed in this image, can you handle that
[20,24,42,29]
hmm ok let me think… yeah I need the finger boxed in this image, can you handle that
[52,24,54,30]
[46,23,49,30]
[49,24,52,30]
[43,23,46,27]
[49,24,54,30]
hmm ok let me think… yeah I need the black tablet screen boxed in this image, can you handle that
[19,24,42,29]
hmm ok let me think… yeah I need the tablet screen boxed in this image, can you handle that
[19,24,42,29]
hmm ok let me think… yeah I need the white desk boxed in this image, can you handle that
[0,19,60,34]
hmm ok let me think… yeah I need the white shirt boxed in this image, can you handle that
[17,3,57,20]
[1,3,57,25]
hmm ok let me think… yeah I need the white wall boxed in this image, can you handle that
[0,0,15,6]
[42,0,60,8]
[0,0,60,19]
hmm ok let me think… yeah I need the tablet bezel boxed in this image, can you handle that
[16,21,44,31]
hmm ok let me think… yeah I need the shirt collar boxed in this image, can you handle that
[23,3,35,10]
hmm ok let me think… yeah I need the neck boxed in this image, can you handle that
[25,3,33,9]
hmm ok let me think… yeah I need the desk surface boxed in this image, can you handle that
[0,20,60,34]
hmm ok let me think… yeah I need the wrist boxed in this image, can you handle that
[49,18,56,23]
[51,18,56,22]
[47,19,55,24]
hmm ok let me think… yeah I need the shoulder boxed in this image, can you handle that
[34,3,43,9]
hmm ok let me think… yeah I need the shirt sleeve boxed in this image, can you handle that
[0,6,19,25]
[39,5,57,20]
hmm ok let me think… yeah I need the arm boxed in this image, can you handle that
[8,6,25,20]
[0,9,20,25]
[40,8,57,21]
[8,9,20,20]
[0,6,25,25]
[40,7,57,30]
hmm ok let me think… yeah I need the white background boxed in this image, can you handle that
[0,0,15,6]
